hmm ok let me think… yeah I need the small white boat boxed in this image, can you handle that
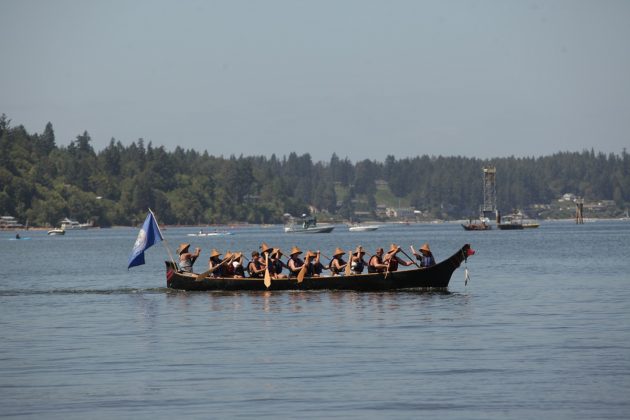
[60,218,93,230]
[348,224,379,232]
[48,228,66,236]
[187,230,233,237]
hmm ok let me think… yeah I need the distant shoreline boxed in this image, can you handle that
[2,217,628,232]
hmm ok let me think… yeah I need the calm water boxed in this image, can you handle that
[1,221,629,419]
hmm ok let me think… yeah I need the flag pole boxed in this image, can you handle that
[149,208,177,267]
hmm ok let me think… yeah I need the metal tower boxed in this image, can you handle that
[481,166,497,219]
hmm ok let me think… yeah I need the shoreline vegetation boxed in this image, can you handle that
[1,114,629,228]
[2,217,627,231]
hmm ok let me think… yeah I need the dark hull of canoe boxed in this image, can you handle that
[166,244,472,291]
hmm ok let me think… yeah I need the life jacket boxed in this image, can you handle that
[233,263,245,277]
[388,256,400,272]
[330,257,346,275]
[209,257,225,277]
[368,255,383,273]
[248,259,264,278]
[309,262,323,276]
[289,257,304,275]
[270,259,284,275]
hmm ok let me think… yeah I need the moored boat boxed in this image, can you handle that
[522,222,540,228]
[348,224,379,232]
[166,244,474,291]
[47,228,66,235]
[461,218,492,231]
[0,216,24,230]
[60,218,93,230]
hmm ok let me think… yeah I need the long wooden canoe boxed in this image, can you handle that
[166,244,474,291]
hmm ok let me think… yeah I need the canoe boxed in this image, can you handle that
[166,244,474,291]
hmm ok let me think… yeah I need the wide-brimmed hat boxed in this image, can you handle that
[260,242,272,253]
[353,246,365,255]
[332,247,345,257]
[224,251,233,260]
[233,251,242,260]
[176,243,191,255]
[290,246,302,256]
[388,243,401,254]
[420,243,431,253]
[272,248,283,258]
[209,248,221,258]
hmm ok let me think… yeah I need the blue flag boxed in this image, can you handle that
[128,211,163,269]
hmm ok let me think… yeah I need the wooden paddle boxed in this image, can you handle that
[384,256,392,279]
[264,253,271,288]
[297,254,309,283]
[402,247,421,268]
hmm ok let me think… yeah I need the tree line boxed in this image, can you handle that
[1,114,629,227]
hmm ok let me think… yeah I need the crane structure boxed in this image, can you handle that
[481,166,497,221]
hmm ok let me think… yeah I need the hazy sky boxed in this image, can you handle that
[1,0,629,162]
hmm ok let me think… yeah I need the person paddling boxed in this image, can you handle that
[269,248,288,279]
[412,243,436,267]
[207,248,226,277]
[383,244,413,272]
[368,247,388,273]
[349,246,368,274]
[177,243,201,273]
[307,250,324,277]
[329,248,347,276]
[231,252,245,278]
[287,246,305,277]
[248,251,266,278]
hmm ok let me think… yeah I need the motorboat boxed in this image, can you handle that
[284,215,334,233]
[348,224,379,232]
[60,218,93,230]
[187,230,233,237]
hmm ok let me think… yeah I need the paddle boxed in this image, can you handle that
[196,255,232,281]
[264,253,271,288]
[384,256,392,279]
[402,247,421,268]
[297,254,309,283]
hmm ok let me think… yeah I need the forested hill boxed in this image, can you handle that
[1,114,629,227]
